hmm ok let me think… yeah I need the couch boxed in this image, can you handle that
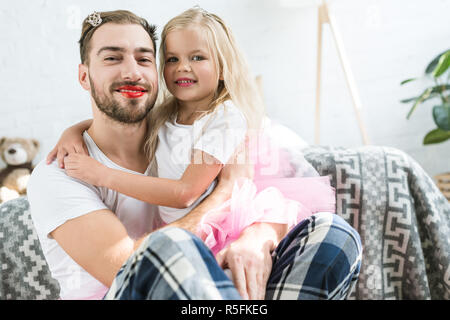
[1,145,449,300]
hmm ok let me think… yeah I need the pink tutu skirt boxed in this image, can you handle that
[199,130,336,255]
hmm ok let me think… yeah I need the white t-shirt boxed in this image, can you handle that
[156,101,247,224]
[27,132,159,300]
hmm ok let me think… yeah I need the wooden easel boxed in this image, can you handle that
[315,0,370,145]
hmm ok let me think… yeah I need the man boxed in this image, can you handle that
[28,10,362,300]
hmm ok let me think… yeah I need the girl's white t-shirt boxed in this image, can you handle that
[156,101,247,224]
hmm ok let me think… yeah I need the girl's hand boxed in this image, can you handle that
[63,154,108,186]
[46,127,89,169]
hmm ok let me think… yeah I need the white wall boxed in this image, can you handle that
[1,0,449,177]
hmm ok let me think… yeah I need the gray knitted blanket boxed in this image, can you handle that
[0,145,448,299]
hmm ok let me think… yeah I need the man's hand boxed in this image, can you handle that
[215,222,287,300]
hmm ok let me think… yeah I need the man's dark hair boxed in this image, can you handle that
[79,10,158,65]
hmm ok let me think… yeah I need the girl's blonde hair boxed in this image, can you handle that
[144,7,265,162]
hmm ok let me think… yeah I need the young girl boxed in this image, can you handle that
[48,7,336,254]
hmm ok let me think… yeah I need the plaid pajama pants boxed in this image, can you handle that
[103,212,362,300]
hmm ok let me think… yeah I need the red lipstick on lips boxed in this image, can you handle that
[116,85,148,98]
[175,78,196,87]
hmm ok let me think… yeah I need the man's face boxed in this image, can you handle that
[81,23,158,124]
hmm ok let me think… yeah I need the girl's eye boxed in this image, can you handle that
[140,58,152,63]
[192,55,204,61]
[166,57,178,63]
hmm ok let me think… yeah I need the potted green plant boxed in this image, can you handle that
[400,49,450,145]
[401,50,450,201]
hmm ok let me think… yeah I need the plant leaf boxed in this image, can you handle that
[430,84,450,93]
[400,78,417,85]
[401,85,450,106]
[433,51,450,78]
[423,128,450,145]
[406,87,433,119]
[432,103,450,131]
[400,96,418,103]
[425,49,450,74]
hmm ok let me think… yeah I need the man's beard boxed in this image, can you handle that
[90,77,156,124]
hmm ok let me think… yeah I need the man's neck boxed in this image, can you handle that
[87,114,149,174]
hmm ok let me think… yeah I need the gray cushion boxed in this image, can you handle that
[0,197,60,299]
[304,146,450,300]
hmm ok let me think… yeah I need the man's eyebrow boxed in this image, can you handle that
[97,46,124,56]
[97,46,155,56]
[136,47,155,56]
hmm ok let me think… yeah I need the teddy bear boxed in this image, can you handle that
[0,137,40,204]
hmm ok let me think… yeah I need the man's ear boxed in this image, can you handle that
[78,64,91,91]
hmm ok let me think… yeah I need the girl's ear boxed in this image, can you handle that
[78,64,91,91]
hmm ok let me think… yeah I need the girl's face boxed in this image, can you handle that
[163,26,220,109]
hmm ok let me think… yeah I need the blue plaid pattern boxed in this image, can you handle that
[104,212,362,300]
[266,212,362,299]
[104,227,241,300]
